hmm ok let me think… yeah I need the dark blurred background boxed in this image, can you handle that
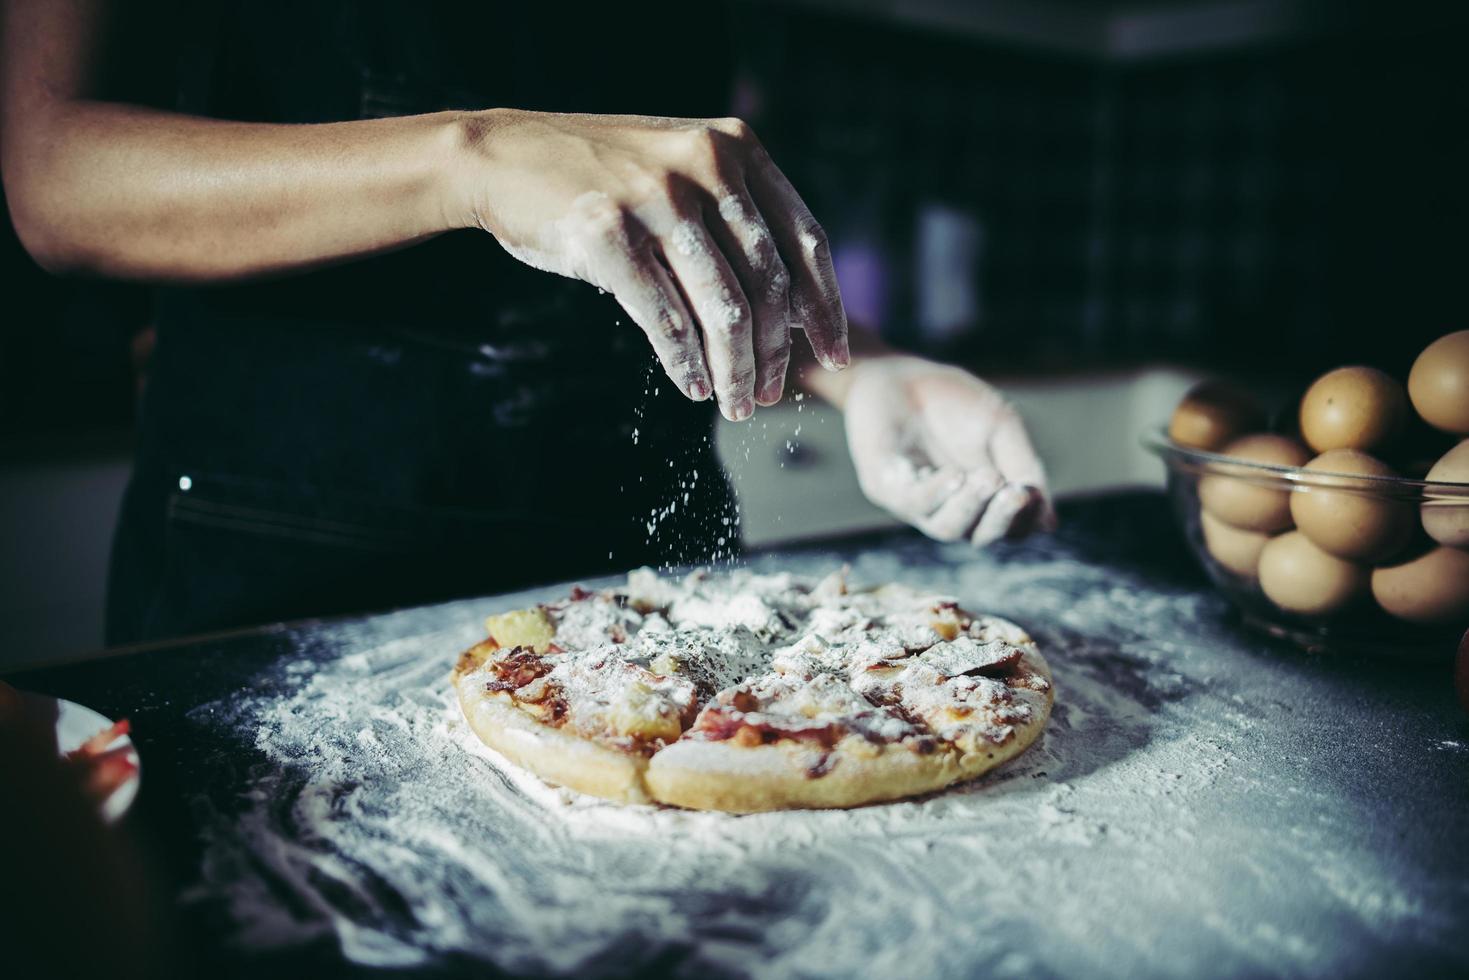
[741,0,1465,375]
[2,0,1466,659]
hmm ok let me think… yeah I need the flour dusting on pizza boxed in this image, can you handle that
[451,568,1053,812]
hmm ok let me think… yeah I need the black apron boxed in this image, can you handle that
[106,2,738,643]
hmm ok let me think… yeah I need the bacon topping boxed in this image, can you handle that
[695,707,845,749]
[730,690,759,712]
[485,647,552,693]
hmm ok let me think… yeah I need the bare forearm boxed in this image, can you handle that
[3,101,469,280]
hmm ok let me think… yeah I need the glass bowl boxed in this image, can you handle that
[1143,429,1469,654]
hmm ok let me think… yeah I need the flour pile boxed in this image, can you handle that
[184,541,1436,978]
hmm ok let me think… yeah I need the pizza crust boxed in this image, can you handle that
[645,738,963,812]
[451,573,1056,812]
[455,675,654,805]
[647,648,1053,812]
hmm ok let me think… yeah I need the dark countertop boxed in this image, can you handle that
[7,491,1468,979]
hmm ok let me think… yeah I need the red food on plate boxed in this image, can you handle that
[64,718,138,804]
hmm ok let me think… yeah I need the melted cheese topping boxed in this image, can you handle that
[469,568,1049,755]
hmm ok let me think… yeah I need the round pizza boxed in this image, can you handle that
[451,568,1053,812]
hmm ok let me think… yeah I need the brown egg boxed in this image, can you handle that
[1289,450,1413,562]
[1200,510,1271,578]
[1423,440,1469,548]
[1198,434,1311,532]
[1298,366,1408,453]
[1408,330,1469,434]
[1372,546,1469,625]
[1258,531,1370,616]
[1169,382,1265,451]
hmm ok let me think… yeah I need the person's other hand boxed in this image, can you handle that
[456,111,848,419]
[844,357,1056,546]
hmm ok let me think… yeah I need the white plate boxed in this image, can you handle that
[53,698,141,824]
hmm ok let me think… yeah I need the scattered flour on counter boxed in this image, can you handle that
[183,544,1439,979]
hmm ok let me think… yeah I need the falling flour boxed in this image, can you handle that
[182,540,1454,979]
[629,354,743,569]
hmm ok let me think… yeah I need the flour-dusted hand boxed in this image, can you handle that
[455,111,849,420]
[844,357,1055,546]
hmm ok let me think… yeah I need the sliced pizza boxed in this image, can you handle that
[452,569,1052,812]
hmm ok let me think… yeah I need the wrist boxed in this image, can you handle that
[442,107,536,233]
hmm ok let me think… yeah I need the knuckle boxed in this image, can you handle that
[685,126,722,161]
[748,230,779,272]
[650,305,689,342]
[577,199,630,244]
[653,167,696,206]
[672,351,707,380]
[705,312,750,341]
[796,219,829,258]
[716,116,755,142]
[762,257,791,303]
[701,289,751,338]
[687,118,756,165]
[648,168,681,201]
[668,219,706,258]
[758,338,792,368]
[715,190,751,226]
[728,301,754,335]
[718,367,757,395]
[620,166,664,206]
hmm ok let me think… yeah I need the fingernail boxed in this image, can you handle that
[1015,485,1059,533]
[688,378,711,401]
[731,397,754,421]
[757,377,784,405]
[833,338,851,368]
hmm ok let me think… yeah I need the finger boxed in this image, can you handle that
[711,187,792,406]
[747,153,848,370]
[660,218,756,420]
[591,234,712,401]
[844,371,968,521]
[989,404,1047,489]
[917,405,1047,544]
[987,405,1058,532]
[868,460,967,521]
[971,483,1042,547]
[915,470,1004,542]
